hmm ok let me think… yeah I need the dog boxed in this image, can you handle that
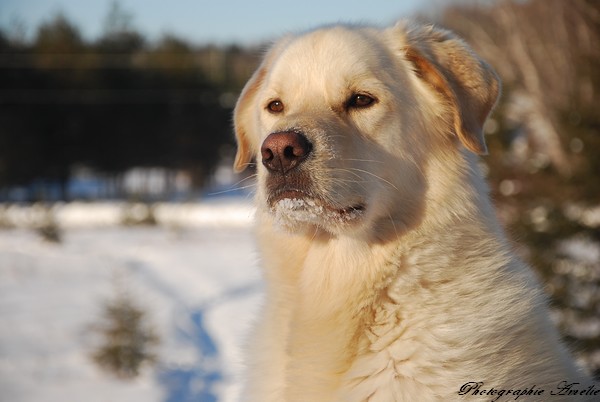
[233,21,594,401]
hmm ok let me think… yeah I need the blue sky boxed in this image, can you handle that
[0,0,429,45]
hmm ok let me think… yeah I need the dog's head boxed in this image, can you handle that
[234,22,500,238]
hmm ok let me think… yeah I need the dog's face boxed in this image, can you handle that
[234,23,500,238]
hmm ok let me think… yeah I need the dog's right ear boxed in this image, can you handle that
[233,39,290,173]
[233,65,267,172]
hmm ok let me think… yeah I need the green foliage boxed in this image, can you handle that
[0,205,15,229]
[36,220,62,243]
[120,202,157,226]
[33,205,63,243]
[92,290,159,379]
[34,13,83,52]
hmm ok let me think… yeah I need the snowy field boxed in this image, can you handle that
[0,200,262,402]
[1,200,598,402]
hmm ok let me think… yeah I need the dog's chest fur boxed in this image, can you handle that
[247,218,583,402]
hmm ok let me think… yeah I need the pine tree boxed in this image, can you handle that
[92,291,159,379]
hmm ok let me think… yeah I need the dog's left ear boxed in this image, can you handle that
[395,23,500,154]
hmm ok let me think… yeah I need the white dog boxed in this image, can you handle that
[233,21,594,401]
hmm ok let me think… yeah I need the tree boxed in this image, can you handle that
[0,11,257,200]
[441,0,600,377]
[92,289,159,379]
[97,1,144,53]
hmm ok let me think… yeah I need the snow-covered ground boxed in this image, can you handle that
[0,200,261,402]
[1,199,598,402]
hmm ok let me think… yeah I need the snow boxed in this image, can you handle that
[271,197,363,230]
[0,199,262,402]
[2,199,598,401]
[1,200,255,229]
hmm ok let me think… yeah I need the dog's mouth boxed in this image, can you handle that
[268,189,312,205]
[267,189,366,229]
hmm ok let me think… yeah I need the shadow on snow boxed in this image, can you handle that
[158,310,221,402]
[157,283,262,402]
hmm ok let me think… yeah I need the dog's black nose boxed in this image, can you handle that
[261,131,312,173]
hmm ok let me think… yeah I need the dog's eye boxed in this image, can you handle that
[348,94,376,109]
[267,100,284,113]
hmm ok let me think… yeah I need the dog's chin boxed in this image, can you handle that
[268,193,366,233]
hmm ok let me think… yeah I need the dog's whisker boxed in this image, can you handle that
[235,173,259,183]
[345,168,400,192]
[328,177,367,187]
[387,212,399,239]
[333,167,400,194]
[329,169,377,195]
[332,168,365,181]
[213,173,258,192]
[206,183,258,197]
[339,158,386,164]
[326,176,371,194]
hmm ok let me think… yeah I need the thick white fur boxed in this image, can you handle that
[234,21,593,401]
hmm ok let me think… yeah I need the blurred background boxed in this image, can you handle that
[0,0,598,401]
